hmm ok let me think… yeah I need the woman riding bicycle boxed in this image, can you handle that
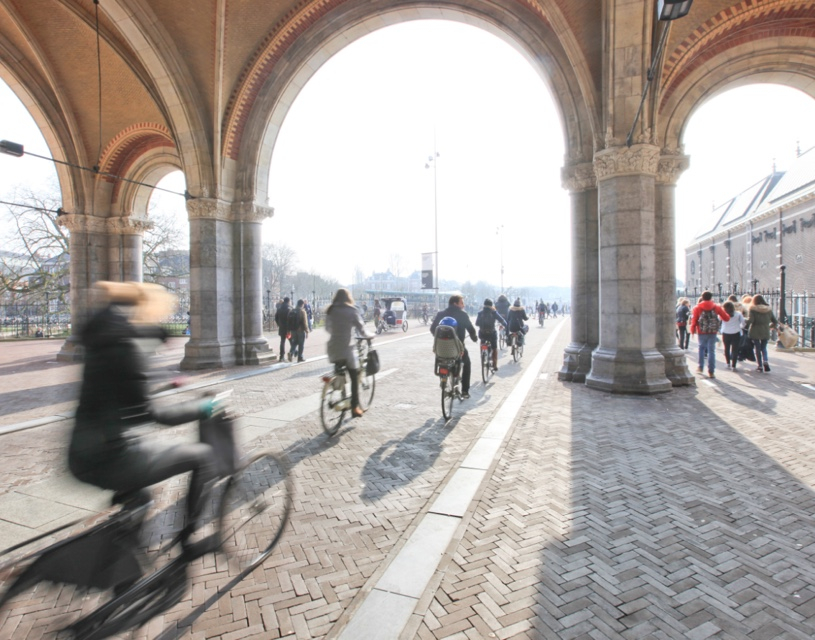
[68,282,221,564]
[325,288,374,418]
[507,298,529,345]
[475,298,507,371]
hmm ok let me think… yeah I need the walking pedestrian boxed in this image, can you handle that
[690,291,730,378]
[744,294,777,372]
[675,297,691,350]
[290,299,309,362]
[274,296,292,361]
[720,300,745,371]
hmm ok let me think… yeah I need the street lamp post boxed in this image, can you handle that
[426,146,440,312]
[496,225,504,293]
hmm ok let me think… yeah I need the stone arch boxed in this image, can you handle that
[96,1,214,197]
[657,1,815,150]
[0,52,88,215]
[96,123,179,216]
[222,0,598,206]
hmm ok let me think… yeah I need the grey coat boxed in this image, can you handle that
[325,304,368,368]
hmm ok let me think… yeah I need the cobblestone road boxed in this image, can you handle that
[2,321,815,639]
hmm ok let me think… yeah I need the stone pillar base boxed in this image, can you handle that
[181,339,237,370]
[659,346,696,387]
[586,347,672,394]
[558,342,594,383]
[56,336,84,362]
[240,339,273,365]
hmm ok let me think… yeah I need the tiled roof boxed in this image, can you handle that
[691,146,815,243]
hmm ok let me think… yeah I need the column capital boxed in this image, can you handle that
[561,162,596,192]
[594,144,660,181]
[233,201,275,223]
[107,216,153,235]
[656,151,691,186]
[57,213,107,234]
[187,198,233,222]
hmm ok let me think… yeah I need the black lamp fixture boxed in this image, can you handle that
[658,0,694,21]
[626,0,695,147]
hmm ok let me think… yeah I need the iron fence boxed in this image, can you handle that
[0,298,72,339]
[679,286,815,348]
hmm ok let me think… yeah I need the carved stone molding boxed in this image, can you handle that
[107,216,153,235]
[233,201,275,223]
[561,162,596,192]
[187,198,233,222]
[57,213,107,234]
[593,145,660,181]
[656,152,690,186]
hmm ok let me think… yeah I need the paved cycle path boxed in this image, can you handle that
[4,320,815,639]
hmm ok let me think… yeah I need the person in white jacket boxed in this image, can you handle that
[720,300,745,371]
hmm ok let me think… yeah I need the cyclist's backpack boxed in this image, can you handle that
[433,324,463,359]
[697,308,722,334]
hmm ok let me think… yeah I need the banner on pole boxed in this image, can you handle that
[421,253,435,290]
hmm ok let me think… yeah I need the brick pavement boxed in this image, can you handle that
[2,325,815,639]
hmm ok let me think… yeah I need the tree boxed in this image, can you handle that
[0,182,70,303]
[262,242,297,300]
[142,205,188,283]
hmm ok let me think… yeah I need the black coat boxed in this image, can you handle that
[69,305,202,477]
[430,305,477,344]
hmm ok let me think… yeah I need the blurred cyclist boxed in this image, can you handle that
[68,281,221,561]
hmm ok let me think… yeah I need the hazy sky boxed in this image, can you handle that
[2,20,815,290]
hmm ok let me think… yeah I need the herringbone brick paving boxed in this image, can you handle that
[416,338,815,639]
[3,324,815,638]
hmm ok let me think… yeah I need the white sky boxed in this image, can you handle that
[2,20,815,289]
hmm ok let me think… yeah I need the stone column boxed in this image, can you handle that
[233,201,274,364]
[585,144,671,394]
[181,198,236,370]
[55,213,109,361]
[558,162,598,383]
[656,151,694,386]
[107,217,149,282]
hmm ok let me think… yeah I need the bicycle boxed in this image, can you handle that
[509,331,524,362]
[0,390,293,640]
[320,336,375,436]
[480,339,495,383]
[498,324,507,350]
[436,356,461,420]
[538,311,545,327]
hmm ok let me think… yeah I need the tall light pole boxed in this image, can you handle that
[496,225,504,292]
[425,145,440,311]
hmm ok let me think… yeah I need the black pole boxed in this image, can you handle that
[779,265,787,324]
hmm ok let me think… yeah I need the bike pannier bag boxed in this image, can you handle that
[366,349,381,375]
[199,411,238,476]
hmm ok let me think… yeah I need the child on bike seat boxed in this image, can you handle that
[68,282,222,562]
[433,317,464,360]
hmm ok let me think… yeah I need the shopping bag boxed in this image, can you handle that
[778,324,798,349]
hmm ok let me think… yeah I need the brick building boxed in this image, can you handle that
[685,146,815,297]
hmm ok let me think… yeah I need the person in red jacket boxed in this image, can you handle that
[690,291,730,378]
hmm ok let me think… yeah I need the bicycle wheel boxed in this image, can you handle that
[0,577,104,639]
[68,562,188,640]
[518,341,524,360]
[512,340,519,362]
[219,451,293,574]
[320,375,347,436]
[358,368,376,411]
[440,375,454,420]
[499,328,506,350]
[480,346,490,383]
[402,320,408,332]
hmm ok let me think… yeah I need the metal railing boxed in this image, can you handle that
[678,286,815,348]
